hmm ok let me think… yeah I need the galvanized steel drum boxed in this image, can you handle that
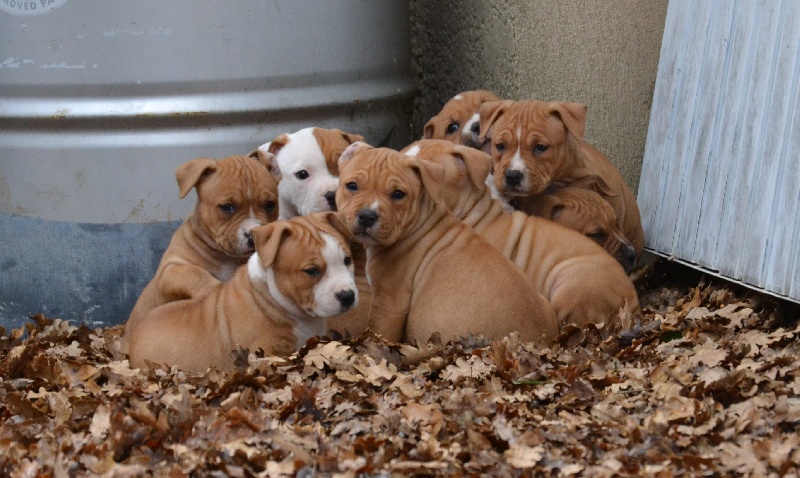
[0,1,413,327]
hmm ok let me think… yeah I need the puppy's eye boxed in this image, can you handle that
[391,189,406,200]
[495,142,506,153]
[344,256,352,266]
[303,267,320,277]
[346,182,358,192]
[534,144,549,154]
[446,121,459,135]
[587,231,607,241]
[295,170,309,180]
[265,201,276,212]
[218,203,236,215]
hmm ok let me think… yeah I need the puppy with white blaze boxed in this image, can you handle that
[251,127,365,219]
[128,212,358,373]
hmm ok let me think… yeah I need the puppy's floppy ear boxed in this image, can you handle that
[251,222,293,269]
[452,145,492,189]
[548,102,587,141]
[423,119,436,139]
[337,129,365,145]
[338,141,371,171]
[411,158,447,204]
[570,173,618,197]
[175,158,217,199]
[324,212,358,247]
[267,134,289,156]
[249,149,282,180]
[478,99,514,142]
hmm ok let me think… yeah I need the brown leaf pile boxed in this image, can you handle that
[1,260,799,477]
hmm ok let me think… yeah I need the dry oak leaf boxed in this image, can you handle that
[353,356,397,386]
[689,339,728,368]
[505,444,545,468]
[303,341,351,369]
[441,355,494,381]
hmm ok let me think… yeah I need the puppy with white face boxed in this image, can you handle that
[128,213,358,372]
[423,90,501,150]
[123,155,280,349]
[335,142,558,346]
[478,99,645,258]
[252,127,365,219]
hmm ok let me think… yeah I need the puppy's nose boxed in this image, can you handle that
[622,245,637,274]
[470,122,480,134]
[244,231,255,249]
[324,191,337,211]
[357,209,379,228]
[505,169,524,187]
[335,289,356,309]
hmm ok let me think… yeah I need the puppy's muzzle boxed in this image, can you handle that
[357,209,379,229]
[324,191,337,211]
[335,289,356,309]
[504,169,524,188]
[244,231,255,250]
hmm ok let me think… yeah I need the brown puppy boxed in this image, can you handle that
[402,140,639,328]
[478,100,645,257]
[128,213,359,373]
[423,90,501,149]
[123,155,280,349]
[512,187,638,273]
[251,127,371,337]
[335,143,558,345]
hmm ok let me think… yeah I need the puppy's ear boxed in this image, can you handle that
[250,149,282,181]
[324,212,358,247]
[423,119,436,139]
[338,130,365,145]
[478,100,514,142]
[267,134,289,156]
[411,159,447,204]
[175,158,217,198]
[548,102,587,141]
[338,141,371,171]
[452,145,492,189]
[570,174,618,197]
[252,222,292,269]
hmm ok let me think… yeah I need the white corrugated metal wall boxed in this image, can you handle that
[638,0,800,302]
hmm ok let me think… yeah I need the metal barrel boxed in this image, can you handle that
[0,1,413,328]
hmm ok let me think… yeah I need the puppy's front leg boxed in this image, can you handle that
[367,282,412,343]
[158,263,221,302]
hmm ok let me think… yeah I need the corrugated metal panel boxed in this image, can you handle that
[639,0,800,302]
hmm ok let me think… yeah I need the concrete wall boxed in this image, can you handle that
[410,0,669,193]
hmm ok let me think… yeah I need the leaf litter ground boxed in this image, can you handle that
[1,259,799,477]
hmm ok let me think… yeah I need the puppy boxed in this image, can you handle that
[123,155,280,349]
[128,213,359,372]
[251,127,371,337]
[335,143,558,345]
[251,127,365,219]
[423,90,501,150]
[511,186,638,273]
[402,140,639,328]
[478,99,645,257]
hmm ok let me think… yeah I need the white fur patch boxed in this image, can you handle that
[237,216,262,253]
[404,145,420,157]
[276,127,340,219]
[462,112,480,139]
[453,94,463,100]
[312,233,357,317]
[248,253,305,318]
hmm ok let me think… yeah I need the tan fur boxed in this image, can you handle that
[403,140,639,328]
[311,128,366,175]
[513,187,638,273]
[335,144,558,345]
[478,99,644,257]
[423,90,501,149]
[128,213,356,372]
[123,155,280,350]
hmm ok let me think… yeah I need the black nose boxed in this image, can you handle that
[622,245,637,274]
[245,231,254,249]
[324,191,337,211]
[357,209,379,228]
[505,169,524,187]
[470,122,480,134]
[336,289,356,309]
